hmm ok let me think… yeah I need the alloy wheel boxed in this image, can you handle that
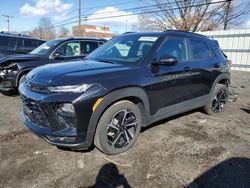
[211,89,227,113]
[106,109,137,149]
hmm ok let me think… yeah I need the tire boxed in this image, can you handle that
[204,83,229,115]
[94,100,142,155]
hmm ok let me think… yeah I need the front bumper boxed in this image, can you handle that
[18,82,105,150]
[0,74,16,93]
[20,109,90,149]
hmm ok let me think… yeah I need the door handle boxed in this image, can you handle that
[184,67,192,72]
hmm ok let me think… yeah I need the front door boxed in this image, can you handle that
[49,41,84,63]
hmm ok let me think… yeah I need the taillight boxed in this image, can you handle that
[227,59,232,66]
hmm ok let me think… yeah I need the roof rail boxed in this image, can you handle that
[0,31,32,38]
[121,32,136,35]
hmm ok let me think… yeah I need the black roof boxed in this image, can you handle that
[0,31,46,41]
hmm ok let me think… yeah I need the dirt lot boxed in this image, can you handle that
[0,71,249,188]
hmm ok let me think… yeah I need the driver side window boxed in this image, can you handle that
[157,37,188,62]
[53,41,81,57]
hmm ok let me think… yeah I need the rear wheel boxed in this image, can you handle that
[94,100,142,155]
[204,84,229,115]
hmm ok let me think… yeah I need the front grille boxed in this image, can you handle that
[21,95,49,127]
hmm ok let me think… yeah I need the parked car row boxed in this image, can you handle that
[0,32,45,56]
[0,37,106,95]
[1,30,231,155]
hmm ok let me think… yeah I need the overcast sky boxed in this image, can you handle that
[0,0,250,34]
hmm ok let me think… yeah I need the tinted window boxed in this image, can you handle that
[0,36,10,46]
[81,41,98,54]
[24,39,38,48]
[54,41,81,57]
[16,39,24,50]
[0,36,11,52]
[190,39,210,60]
[158,37,188,62]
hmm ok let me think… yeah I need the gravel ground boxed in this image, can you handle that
[0,70,249,188]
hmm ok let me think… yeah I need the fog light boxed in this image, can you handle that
[56,103,75,117]
[54,103,77,128]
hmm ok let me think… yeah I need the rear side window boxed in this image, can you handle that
[81,41,99,54]
[16,39,24,50]
[0,36,11,49]
[190,39,210,60]
[24,39,39,48]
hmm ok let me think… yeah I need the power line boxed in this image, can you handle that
[51,0,146,26]
[52,0,179,27]
[50,0,229,29]
[2,14,14,32]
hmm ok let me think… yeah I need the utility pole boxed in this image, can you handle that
[2,15,14,32]
[78,0,81,36]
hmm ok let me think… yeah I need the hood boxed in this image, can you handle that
[26,60,131,86]
[0,54,41,66]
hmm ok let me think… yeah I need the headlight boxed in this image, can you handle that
[2,62,18,75]
[48,84,92,93]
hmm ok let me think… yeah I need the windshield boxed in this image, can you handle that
[86,35,158,65]
[29,39,63,55]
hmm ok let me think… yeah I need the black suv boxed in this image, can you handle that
[0,37,106,95]
[0,32,45,56]
[19,31,230,155]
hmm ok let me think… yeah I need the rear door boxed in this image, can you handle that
[187,38,216,96]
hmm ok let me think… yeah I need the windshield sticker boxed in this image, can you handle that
[138,37,158,42]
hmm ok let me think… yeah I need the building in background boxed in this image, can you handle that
[72,25,115,39]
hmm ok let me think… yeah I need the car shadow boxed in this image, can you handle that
[186,157,250,188]
[55,144,95,153]
[79,163,131,188]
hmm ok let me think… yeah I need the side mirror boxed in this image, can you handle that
[53,52,63,59]
[152,55,178,66]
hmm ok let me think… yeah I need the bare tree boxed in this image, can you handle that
[136,0,226,32]
[38,17,56,40]
[57,27,70,38]
[220,0,250,30]
[25,17,56,40]
[132,14,159,32]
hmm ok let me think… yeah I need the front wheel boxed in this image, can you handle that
[94,100,142,155]
[204,84,229,115]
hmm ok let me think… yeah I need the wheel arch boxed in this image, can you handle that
[86,87,150,145]
[15,68,32,87]
[210,73,231,94]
